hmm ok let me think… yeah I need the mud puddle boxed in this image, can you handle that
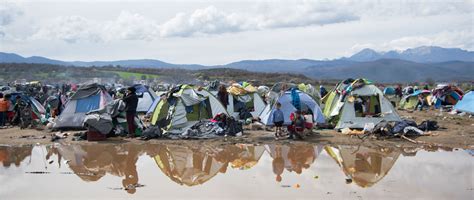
[0,143,473,199]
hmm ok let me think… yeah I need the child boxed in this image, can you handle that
[290,110,305,140]
[272,102,284,139]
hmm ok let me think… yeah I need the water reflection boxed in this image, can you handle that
[0,145,33,168]
[267,144,322,182]
[326,146,400,188]
[153,144,265,186]
[56,144,143,193]
[0,142,469,195]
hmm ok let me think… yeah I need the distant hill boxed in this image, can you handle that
[1,46,473,83]
[346,46,474,63]
[0,52,205,69]
[306,59,474,83]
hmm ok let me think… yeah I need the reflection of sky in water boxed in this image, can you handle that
[0,144,473,199]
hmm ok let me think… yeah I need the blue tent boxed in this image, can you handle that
[259,90,325,126]
[383,87,395,95]
[454,91,474,114]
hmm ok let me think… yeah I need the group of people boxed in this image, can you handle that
[271,102,308,140]
[0,93,33,128]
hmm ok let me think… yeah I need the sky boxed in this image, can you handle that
[0,0,472,65]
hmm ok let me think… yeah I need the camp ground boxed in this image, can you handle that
[323,79,401,130]
[54,83,113,129]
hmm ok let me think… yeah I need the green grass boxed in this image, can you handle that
[103,70,161,80]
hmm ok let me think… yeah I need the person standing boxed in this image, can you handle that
[217,85,229,109]
[0,93,10,127]
[272,102,284,139]
[122,87,138,137]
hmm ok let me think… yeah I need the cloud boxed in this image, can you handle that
[351,30,474,53]
[160,6,245,37]
[31,16,103,43]
[0,2,23,26]
[104,11,160,41]
[31,11,160,43]
[160,2,359,37]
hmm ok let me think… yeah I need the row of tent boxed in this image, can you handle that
[391,85,473,114]
[52,79,473,133]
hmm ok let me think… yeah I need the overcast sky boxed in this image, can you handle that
[0,0,472,65]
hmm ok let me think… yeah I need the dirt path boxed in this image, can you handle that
[0,110,473,149]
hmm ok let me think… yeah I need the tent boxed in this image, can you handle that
[54,83,112,129]
[133,84,158,113]
[454,91,474,114]
[383,87,400,107]
[221,83,266,119]
[7,92,46,119]
[150,85,228,134]
[431,85,464,108]
[323,79,401,130]
[269,82,321,105]
[399,90,431,110]
[259,89,325,126]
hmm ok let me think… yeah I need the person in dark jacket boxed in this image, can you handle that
[122,87,138,137]
[217,85,229,109]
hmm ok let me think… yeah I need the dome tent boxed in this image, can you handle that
[132,84,158,113]
[54,83,112,129]
[150,85,228,134]
[259,89,325,126]
[323,78,401,130]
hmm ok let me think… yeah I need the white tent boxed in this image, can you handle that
[133,84,158,113]
[324,79,401,130]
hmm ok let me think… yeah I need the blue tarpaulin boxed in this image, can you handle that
[75,94,100,113]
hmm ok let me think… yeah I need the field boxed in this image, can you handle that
[103,70,161,80]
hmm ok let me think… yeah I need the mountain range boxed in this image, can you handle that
[1,46,473,82]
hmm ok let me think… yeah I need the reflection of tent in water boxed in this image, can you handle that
[0,145,33,168]
[57,144,142,194]
[266,144,322,182]
[325,145,400,188]
[153,144,265,186]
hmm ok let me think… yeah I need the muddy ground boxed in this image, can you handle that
[0,110,473,149]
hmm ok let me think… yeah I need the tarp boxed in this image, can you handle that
[454,91,474,114]
[75,94,100,113]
